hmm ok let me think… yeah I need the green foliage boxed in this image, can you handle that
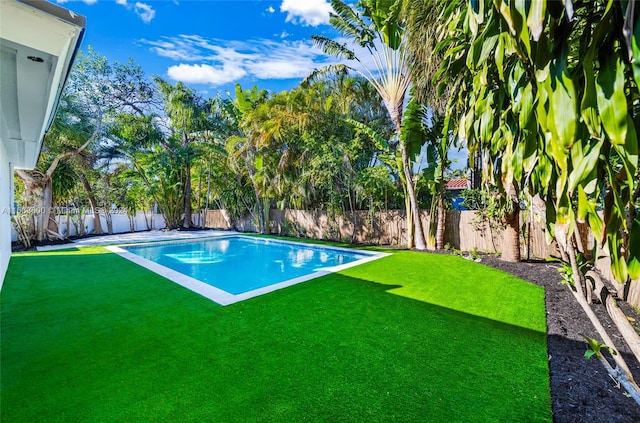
[21,9,422,243]
[438,0,640,282]
[582,335,617,360]
[311,0,432,248]
[358,0,403,49]
[219,79,397,222]
[49,160,78,203]
[547,253,594,288]
[460,188,486,210]
[400,95,427,160]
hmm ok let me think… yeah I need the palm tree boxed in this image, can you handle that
[225,85,271,233]
[401,0,458,250]
[400,0,449,111]
[154,78,210,228]
[307,0,427,250]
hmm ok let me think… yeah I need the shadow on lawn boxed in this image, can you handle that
[5,247,639,422]
[2,257,554,422]
[236,273,553,421]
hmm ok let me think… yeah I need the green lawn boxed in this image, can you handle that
[1,242,551,422]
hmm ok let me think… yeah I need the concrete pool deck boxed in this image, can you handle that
[107,235,389,306]
[35,230,390,306]
[36,229,239,251]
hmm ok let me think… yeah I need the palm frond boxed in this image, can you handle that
[402,0,457,110]
[345,118,390,151]
[311,35,357,60]
[301,64,351,87]
[329,0,375,46]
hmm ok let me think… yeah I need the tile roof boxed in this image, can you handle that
[445,179,469,190]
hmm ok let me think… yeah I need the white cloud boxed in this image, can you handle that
[140,34,338,87]
[134,2,156,24]
[280,0,332,27]
[57,0,97,4]
[246,60,314,80]
[266,6,275,13]
[107,0,156,23]
[167,63,247,86]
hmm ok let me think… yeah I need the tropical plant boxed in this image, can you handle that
[307,0,428,249]
[15,49,156,241]
[154,78,212,228]
[15,93,101,241]
[225,84,271,233]
[437,0,640,403]
[400,0,449,111]
[109,112,187,229]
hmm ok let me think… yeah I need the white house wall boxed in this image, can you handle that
[0,0,85,285]
[1,141,12,288]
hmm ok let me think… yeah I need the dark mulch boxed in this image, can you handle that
[480,256,640,423]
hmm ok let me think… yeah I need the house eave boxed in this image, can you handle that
[0,0,86,170]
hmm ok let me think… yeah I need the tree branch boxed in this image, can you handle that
[15,169,37,184]
[45,113,103,180]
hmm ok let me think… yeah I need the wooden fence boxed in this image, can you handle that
[204,209,640,292]
[204,208,561,259]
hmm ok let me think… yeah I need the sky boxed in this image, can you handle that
[55,0,469,169]
[56,0,342,98]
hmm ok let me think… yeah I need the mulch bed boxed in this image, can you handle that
[480,256,640,423]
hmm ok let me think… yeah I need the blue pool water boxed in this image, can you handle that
[123,236,371,295]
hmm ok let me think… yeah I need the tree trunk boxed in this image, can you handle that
[79,173,103,235]
[435,194,446,249]
[66,209,71,237]
[262,197,270,234]
[254,190,266,234]
[105,212,113,234]
[16,121,102,242]
[404,192,415,249]
[626,277,640,308]
[142,209,150,230]
[399,142,426,250]
[563,237,640,405]
[36,181,54,242]
[587,270,640,365]
[247,162,265,233]
[501,185,521,262]
[183,164,193,228]
[501,206,521,262]
[625,181,640,307]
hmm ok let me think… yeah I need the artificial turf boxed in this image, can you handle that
[1,243,551,422]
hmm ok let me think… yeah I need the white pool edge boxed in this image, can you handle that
[107,237,390,306]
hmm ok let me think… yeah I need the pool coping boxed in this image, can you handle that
[107,235,390,306]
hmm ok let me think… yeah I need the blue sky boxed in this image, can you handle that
[56,0,341,97]
[56,0,468,168]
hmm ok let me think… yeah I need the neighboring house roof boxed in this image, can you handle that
[445,178,469,191]
[0,0,85,170]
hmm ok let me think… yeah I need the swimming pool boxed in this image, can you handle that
[108,236,387,305]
